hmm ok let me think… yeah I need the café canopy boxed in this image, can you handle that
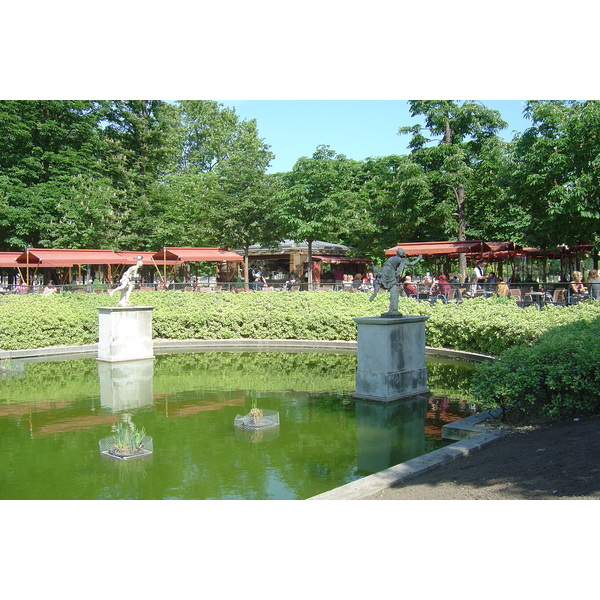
[0,247,244,284]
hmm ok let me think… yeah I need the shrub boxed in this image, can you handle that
[1,291,600,356]
[471,315,600,422]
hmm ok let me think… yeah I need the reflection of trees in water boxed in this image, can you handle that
[0,358,99,403]
[426,359,477,401]
[154,351,357,395]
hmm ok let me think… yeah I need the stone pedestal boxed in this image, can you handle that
[353,315,429,402]
[97,306,154,363]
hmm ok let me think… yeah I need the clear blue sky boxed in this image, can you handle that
[219,100,530,173]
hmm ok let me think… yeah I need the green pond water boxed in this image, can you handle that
[0,351,477,500]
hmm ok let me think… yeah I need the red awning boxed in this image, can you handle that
[385,241,491,256]
[0,252,23,268]
[13,248,129,267]
[151,247,244,263]
[486,242,518,253]
[116,251,178,265]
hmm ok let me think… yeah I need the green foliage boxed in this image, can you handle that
[0,293,99,349]
[397,100,510,247]
[472,315,600,422]
[2,291,600,358]
[511,100,600,248]
[113,422,147,453]
[275,146,367,282]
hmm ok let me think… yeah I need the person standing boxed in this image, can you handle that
[473,260,487,283]
[472,260,489,293]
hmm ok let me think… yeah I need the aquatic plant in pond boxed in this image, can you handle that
[250,398,263,424]
[234,396,280,432]
[115,422,145,451]
[99,422,153,460]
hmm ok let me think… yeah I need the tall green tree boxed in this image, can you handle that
[399,100,507,278]
[174,101,276,283]
[0,100,112,249]
[354,154,434,261]
[511,100,600,252]
[276,145,363,287]
[100,100,181,248]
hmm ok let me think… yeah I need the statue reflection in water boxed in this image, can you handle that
[355,395,427,474]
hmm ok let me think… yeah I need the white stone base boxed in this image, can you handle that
[353,315,429,402]
[97,306,154,362]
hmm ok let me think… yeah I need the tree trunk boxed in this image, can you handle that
[244,244,249,291]
[307,240,313,290]
[457,184,467,281]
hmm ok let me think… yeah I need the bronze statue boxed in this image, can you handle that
[109,257,143,307]
[370,247,422,316]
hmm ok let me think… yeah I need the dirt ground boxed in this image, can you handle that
[362,414,600,500]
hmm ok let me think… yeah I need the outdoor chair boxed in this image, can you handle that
[429,293,448,304]
[509,288,522,301]
[446,289,460,303]
[508,288,523,307]
[551,288,567,306]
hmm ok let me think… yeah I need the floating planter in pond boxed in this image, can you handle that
[99,422,153,460]
[234,399,279,432]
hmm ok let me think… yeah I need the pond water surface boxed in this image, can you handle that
[0,351,477,500]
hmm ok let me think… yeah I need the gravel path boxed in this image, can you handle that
[362,415,600,500]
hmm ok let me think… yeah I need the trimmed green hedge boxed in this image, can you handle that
[1,291,599,355]
[471,316,600,422]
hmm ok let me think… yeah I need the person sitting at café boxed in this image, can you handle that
[570,271,587,301]
[285,275,297,291]
[588,269,600,300]
[250,275,265,291]
[351,273,363,290]
[403,275,418,297]
[464,275,479,297]
[43,282,57,295]
[429,274,451,300]
[13,276,28,294]
[496,277,509,296]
